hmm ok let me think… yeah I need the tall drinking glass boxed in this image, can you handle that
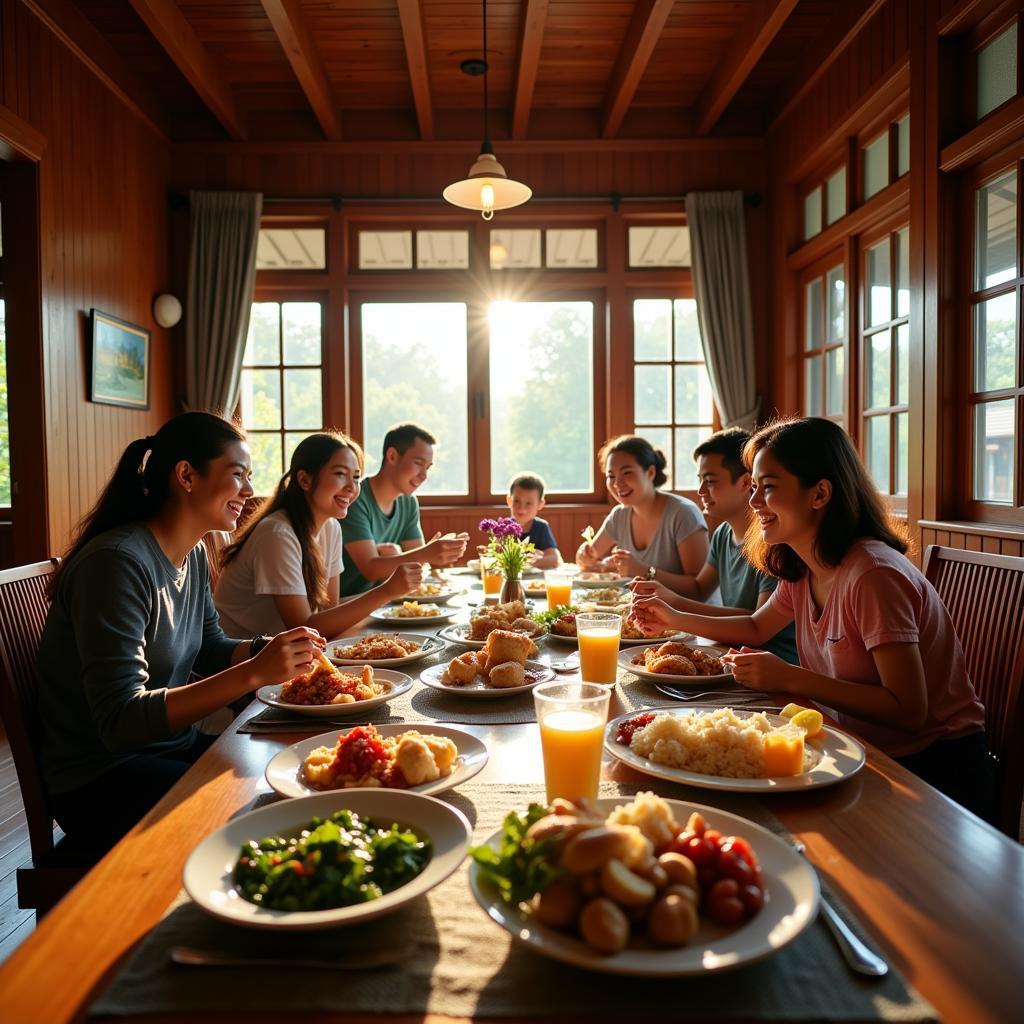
[534,681,611,803]
[480,556,503,597]
[544,570,573,610]
[576,612,621,685]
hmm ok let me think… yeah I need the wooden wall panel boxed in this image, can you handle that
[1,0,173,556]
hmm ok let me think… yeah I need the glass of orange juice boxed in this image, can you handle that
[534,681,612,803]
[544,570,573,610]
[576,612,621,685]
[480,556,503,597]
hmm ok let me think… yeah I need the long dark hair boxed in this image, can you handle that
[598,434,668,488]
[51,412,245,595]
[742,417,909,582]
[221,431,364,612]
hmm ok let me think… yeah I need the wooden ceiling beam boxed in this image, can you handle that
[694,0,799,137]
[601,0,675,140]
[396,0,435,141]
[21,0,170,140]
[260,0,342,141]
[128,0,246,141]
[512,0,550,140]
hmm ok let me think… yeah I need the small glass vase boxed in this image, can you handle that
[499,577,525,604]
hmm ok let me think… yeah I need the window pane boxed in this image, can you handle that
[358,231,413,269]
[285,431,316,470]
[256,228,326,270]
[805,278,822,350]
[974,292,1018,392]
[896,116,910,177]
[826,347,844,416]
[489,301,594,494]
[826,267,845,342]
[896,413,909,496]
[490,229,541,269]
[977,24,1017,120]
[803,187,822,241]
[416,231,469,269]
[0,298,8,506]
[674,365,713,423]
[641,427,673,489]
[674,427,709,491]
[361,302,468,494]
[634,365,671,423]
[673,299,703,360]
[248,433,283,496]
[866,239,892,327]
[974,399,1015,502]
[633,299,671,361]
[546,229,599,268]
[975,171,1017,289]
[628,226,690,267]
[896,323,910,406]
[283,369,322,429]
[863,134,889,199]
[826,168,846,225]
[868,330,891,409]
[805,355,822,415]
[240,369,281,429]
[282,302,321,365]
[896,228,910,317]
[867,416,890,492]
[245,302,280,365]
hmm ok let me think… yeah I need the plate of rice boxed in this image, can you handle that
[604,706,866,792]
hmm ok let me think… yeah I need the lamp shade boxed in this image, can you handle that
[153,293,182,328]
[442,151,532,219]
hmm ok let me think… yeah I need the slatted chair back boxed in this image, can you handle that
[201,531,230,591]
[0,559,61,860]
[923,545,1024,837]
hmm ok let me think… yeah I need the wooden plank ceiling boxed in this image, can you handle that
[67,0,849,143]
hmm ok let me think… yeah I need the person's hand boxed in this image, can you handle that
[384,561,424,599]
[424,532,468,566]
[376,542,402,557]
[527,548,544,565]
[252,626,324,685]
[720,648,791,691]
[576,542,602,570]
[607,547,645,578]
[629,578,674,603]
[629,596,679,636]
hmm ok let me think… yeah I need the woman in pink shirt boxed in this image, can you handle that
[632,417,991,819]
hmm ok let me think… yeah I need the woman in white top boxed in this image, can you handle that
[215,432,421,638]
[576,434,708,590]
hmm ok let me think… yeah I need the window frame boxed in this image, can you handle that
[964,10,1021,129]
[798,248,849,429]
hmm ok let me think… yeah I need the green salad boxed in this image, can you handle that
[469,804,563,905]
[233,809,431,912]
[530,604,577,631]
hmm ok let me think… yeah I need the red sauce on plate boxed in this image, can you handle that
[615,712,656,745]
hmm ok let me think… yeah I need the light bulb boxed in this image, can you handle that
[480,182,495,221]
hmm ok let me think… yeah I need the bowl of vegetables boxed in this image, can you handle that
[184,790,471,930]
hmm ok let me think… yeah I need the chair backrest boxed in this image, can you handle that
[923,545,1024,835]
[0,559,60,860]
[201,531,229,591]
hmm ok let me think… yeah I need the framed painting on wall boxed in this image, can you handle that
[89,309,150,409]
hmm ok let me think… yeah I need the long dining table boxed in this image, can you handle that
[2,591,1023,1024]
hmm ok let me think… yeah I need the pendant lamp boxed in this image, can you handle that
[442,0,531,220]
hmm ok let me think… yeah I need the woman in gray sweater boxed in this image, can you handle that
[37,412,322,858]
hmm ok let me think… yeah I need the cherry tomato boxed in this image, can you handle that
[698,865,719,889]
[739,884,764,915]
[679,835,717,869]
[708,877,740,900]
[703,828,723,847]
[708,895,745,925]
[717,848,754,885]
[720,836,759,870]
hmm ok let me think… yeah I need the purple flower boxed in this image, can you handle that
[478,517,499,535]
[479,516,522,540]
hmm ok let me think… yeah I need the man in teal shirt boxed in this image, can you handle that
[339,423,469,595]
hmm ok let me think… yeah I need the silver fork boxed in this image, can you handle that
[793,841,889,977]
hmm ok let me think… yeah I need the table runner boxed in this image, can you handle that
[90,782,937,1022]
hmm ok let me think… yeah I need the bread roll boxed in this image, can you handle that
[488,660,526,688]
[445,650,481,685]
[482,629,533,673]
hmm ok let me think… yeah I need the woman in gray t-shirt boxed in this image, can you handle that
[577,435,708,589]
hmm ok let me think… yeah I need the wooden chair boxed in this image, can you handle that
[0,559,90,915]
[923,545,1024,838]
[201,530,230,590]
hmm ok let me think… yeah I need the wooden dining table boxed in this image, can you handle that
[2,591,1023,1023]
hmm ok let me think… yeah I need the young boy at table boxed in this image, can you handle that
[506,473,562,569]
[631,417,991,819]
[339,423,469,595]
[630,428,799,663]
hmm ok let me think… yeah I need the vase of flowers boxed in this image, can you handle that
[479,516,534,604]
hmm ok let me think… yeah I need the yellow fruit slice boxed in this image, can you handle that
[790,708,824,739]
[780,703,804,720]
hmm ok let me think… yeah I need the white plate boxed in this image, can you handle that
[437,622,544,650]
[605,706,867,793]
[369,605,458,626]
[264,724,489,799]
[388,586,459,605]
[420,659,554,698]
[546,629,694,648]
[618,643,731,684]
[256,668,413,718]
[575,574,632,588]
[326,633,445,667]
[522,581,549,597]
[469,797,819,976]
[184,790,471,931]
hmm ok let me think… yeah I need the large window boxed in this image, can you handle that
[802,261,846,424]
[632,298,714,490]
[239,301,325,494]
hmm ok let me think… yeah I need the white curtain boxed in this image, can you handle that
[686,191,760,429]
[184,191,263,414]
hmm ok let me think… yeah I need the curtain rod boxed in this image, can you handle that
[169,192,762,212]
